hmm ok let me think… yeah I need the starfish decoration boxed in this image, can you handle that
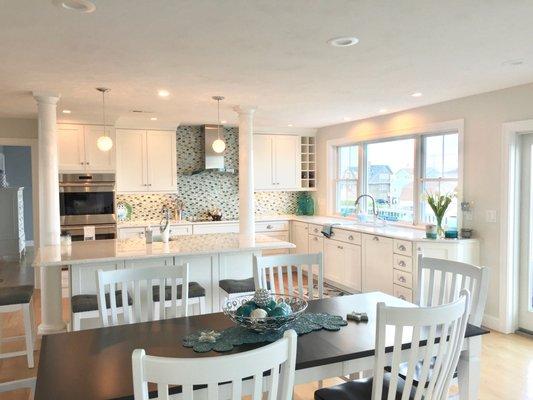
[198,330,221,343]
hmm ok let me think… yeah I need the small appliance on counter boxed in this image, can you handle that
[207,208,223,221]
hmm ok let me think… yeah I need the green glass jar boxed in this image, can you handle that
[297,193,315,216]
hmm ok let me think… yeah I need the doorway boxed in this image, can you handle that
[519,132,533,332]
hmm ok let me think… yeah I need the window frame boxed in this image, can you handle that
[333,144,361,216]
[328,120,463,228]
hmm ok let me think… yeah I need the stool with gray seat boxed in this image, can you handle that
[152,280,206,317]
[218,277,256,309]
[0,284,35,368]
[71,290,133,331]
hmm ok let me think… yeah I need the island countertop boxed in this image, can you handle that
[33,233,295,268]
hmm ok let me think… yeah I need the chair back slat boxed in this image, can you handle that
[253,253,324,300]
[417,255,490,326]
[132,330,297,400]
[372,290,471,400]
[96,264,190,326]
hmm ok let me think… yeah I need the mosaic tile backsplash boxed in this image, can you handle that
[116,125,304,221]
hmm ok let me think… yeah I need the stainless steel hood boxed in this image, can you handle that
[203,124,225,170]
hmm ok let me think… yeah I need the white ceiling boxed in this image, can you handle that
[1,0,533,129]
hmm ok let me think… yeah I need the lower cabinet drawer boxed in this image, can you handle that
[255,221,290,232]
[393,269,413,289]
[193,223,239,234]
[393,284,413,302]
[308,224,323,236]
[393,254,412,272]
[169,225,192,236]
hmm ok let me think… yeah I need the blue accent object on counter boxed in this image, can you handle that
[182,312,348,353]
[297,193,315,215]
[445,229,459,239]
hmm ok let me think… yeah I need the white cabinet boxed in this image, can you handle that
[362,234,394,295]
[290,221,309,254]
[58,124,115,172]
[253,134,300,190]
[193,223,239,235]
[308,234,324,255]
[324,238,362,292]
[116,129,177,192]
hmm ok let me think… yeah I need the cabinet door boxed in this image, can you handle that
[344,243,362,292]
[146,130,177,192]
[324,238,344,284]
[116,129,147,192]
[273,135,300,189]
[253,135,274,189]
[290,221,309,254]
[117,227,146,239]
[362,234,394,295]
[308,235,324,254]
[58,124,85,172]
[84,125,115,172]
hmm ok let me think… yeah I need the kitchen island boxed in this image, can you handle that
[33,233,295,333]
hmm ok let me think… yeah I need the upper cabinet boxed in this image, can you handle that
[58,124,115,172]
[253,134,300,190]
[116,129,177,193]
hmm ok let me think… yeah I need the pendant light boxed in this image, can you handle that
[96,87,113,152]
[211,96,226,153]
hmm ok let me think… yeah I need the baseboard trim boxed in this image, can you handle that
[482,313,504,332]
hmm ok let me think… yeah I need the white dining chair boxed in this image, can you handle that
[315,290,471,400]
[0,377,36,400]
[132,329,298,400]
[253,253,324,300]
[96,264,192,326]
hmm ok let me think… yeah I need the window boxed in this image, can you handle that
[333,131,460,226]
[420,133,459,227]
[335,145,358,216]
[366,138,415,223]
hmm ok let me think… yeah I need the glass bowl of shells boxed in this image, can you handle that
[223,289,308,333]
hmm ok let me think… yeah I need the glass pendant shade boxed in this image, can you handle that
[97,135,113,152]
[212,138,226,153]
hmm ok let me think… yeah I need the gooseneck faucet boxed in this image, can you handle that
[354,194,378,217]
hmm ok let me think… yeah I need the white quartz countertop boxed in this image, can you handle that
[118,215,476,243]
[33,233,295,267]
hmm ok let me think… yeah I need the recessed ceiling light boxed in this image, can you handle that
[411,92,423,97]
[221,120,227,124]
[379,109,388,113]
[158,89,170,97]
[62,109,71,114]
[150,117,157,121]
[52,0,96,13]
[288,124,293,127]
[327,36,359,47]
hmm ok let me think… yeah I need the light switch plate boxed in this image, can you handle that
[486,210,497,223]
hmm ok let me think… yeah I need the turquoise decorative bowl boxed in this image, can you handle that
[223,293,307,333]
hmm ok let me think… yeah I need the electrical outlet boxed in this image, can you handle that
[485,210,497,223]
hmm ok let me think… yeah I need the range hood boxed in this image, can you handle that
[203,124,225,171]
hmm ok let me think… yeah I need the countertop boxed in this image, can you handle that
[118,215,477,243]
[33,233,295,268]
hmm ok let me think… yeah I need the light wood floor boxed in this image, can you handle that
[1,291,533,399]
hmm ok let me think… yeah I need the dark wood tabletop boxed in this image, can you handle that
[35,292,488,400]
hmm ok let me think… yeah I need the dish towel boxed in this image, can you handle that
[321,223,339,238]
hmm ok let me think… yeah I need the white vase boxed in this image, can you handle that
[161,225,170,243]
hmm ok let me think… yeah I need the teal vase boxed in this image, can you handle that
[297,193,315,216]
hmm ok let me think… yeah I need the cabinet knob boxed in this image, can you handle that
[348,235,354,240]
[399,261,406,267]
[266,224,273,229]
[80,162,84,165]
[399,276,406,283]
[373,236,379,241]
[399,245,406,251]
[313,237,318,241]
[86,162,90,165]
[337,245,343,250]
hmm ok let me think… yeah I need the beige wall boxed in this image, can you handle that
[316,81,533,323]
[0,118,37,139]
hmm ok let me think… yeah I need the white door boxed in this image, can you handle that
[146,130,177,192]
[324,238,344,284]
[519,133,533,331]
[362,234,393,295]
[344,243,362,292]
[84,125,115,172]
[253,135,274,189]
[290,222,309,254]
[273,135,300,189]
[58,124,85,172]
[116,129,147,192]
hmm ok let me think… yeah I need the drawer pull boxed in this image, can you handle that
[314,228,319,233]
[348,235,354,240]
[337,245,344,250]
[398,244,407,251]
[313,237,318,241]
[398,261,406,267]
[399,276,406,283]
[373,236,379,241]
[266,224,273,229]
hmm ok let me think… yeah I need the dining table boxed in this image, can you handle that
[34,292,488,400]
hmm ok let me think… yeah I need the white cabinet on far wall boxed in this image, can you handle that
[253,134,300,190]
[324,239,362,292]
[362,234,394,295]
[290,221,309,254]
[58,124,115,172]
[116,129,177,192]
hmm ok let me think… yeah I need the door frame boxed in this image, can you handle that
[500,119,533,333]
[0,137,39,248]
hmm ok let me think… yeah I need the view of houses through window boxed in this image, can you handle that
[335,132,459,226]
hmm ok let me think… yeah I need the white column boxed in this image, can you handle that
[33,92,66,334]
[234,106,257,237]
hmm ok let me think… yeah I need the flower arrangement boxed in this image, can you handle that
[426,192,454,237]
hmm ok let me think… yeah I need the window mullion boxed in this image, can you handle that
[414,136,421,225]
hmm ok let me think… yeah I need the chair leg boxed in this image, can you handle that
[22,304,34,368]
[72,313,81,331]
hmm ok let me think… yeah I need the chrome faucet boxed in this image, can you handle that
[354,194,378,217]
